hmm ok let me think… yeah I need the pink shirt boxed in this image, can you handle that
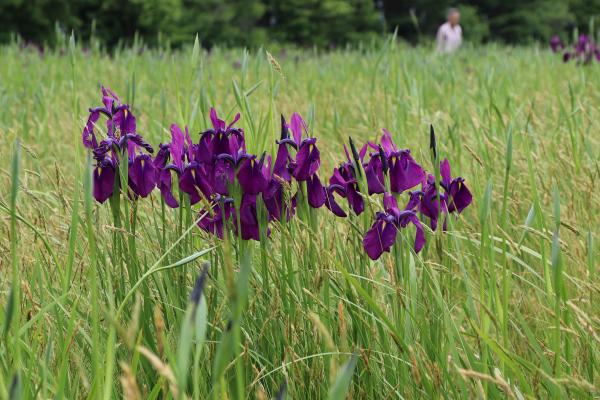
[436,22,462,53]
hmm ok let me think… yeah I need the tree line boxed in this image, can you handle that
[1,0,598,48]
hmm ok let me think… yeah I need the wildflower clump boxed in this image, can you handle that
[551,34,600,64]
[82,87,472,260]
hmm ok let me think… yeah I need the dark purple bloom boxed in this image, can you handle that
[239,193,261,240]
[153,143,171,169]
[550,35,564,53]
[405,158,472,231]
[279,113,321,181]
[199,193,262,241]
[363,217,397,260]
[388,150,425,194]
[83,87,156,202]
[273,116,293,182]
[263,176,296,222]
[562,34,600,64]
[329,162,364,215]
[153,124,195,208]
[197,108,245,162]
[179,162,214,205]
[440,158,472,213]
[93,158,117,203]
[362,129,424,195]
[82,109,100,149]
[362,193,425,260]
[324,184,347,217]
[307,174,326,208]
[198,197,235,239]
[158,168,179,208]
[364,154,386,195]
[290,137,320,181]
[261,118,298,221]
[128,153,157,198]
[237,153,270,195]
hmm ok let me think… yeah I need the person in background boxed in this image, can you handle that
[436,8,462,53]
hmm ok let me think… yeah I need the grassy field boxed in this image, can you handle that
[1,37,599,399]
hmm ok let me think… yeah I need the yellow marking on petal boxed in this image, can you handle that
[140,158,145,168]
[98,167,102,174]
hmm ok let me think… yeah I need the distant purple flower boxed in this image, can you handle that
[562,34,600,64]
[550,35,564,53]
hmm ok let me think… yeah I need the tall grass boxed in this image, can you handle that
[0,37,599,398]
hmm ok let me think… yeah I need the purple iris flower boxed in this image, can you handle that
[197,194,262,241]
[83,87,156,202]
[324,184,347,217]
[263,121,297,221]
[237,153,270,195]
[307,174,326,208]
[388,149,425,194]
[550,35,564,53]
[279,113,321,181]
[363,129,425,195]
[239,193,261,240]
[197,108,246,162]
[329,161,364,215]
[272,116,292,182]
[179,162,214,205]
[277,113,325,210]
[263,175,297,222]
[362,193,425,260]
[153,124,195,208]
[563,34,600,64]
[198,196,235,239]
[364,151,386,195]
[83,87,136,147]
[406,158,472,231]
[128,153,157,198]
[93,157,117,203]
[439,158,472,213]
[214,150,253,195]
[157,167,180,208]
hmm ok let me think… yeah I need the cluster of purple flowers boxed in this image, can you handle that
[82,88,472,260]
[551,34,600,64]
[327,129,472,260]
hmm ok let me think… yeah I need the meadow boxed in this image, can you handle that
[0,37,599,399]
